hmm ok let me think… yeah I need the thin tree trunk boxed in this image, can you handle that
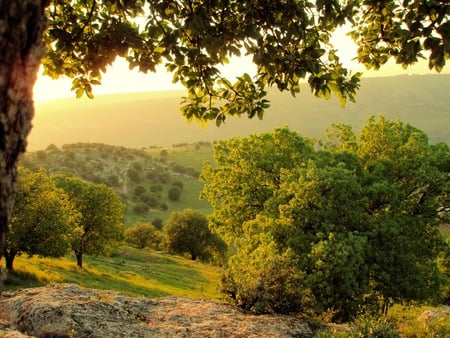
[75,251,83,269]
[0,1,49,265]
[4,248,17,271]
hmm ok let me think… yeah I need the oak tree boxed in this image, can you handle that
[53,174,125,268]
[163,209,225,261]
[4,168,73,271]
[202,118,449,320]
[0,0,448,263]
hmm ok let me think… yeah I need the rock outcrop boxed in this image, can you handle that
[0,284,313,337]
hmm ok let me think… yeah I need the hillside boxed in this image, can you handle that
[20,142,213,225]
[30,74,450,151]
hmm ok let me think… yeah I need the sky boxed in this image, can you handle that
[33,27,447,103]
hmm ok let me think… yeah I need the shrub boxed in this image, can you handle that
[168,186,182,201]
[221,243,311,314]
[134,185,146,196]
[171,180,184,189]
[127,168,141,183]
[152,218,163,229]
[125,222,163,249]
[133,203,149,214]
[141,193,158,207]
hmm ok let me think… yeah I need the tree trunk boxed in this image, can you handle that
[4,248,17,271]
[0,1,49,264]
[75,251,83,269]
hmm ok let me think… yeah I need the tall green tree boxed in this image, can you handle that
[354,116,449,314]
[202,118,449,320]
[53,175,125,268]
[4,168,73,271]
[0,1,448,265]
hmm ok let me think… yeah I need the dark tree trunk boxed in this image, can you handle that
[0,1,49,265]
[75,251,83,269]
[4,248,17,271]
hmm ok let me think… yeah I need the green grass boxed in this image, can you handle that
[4,246,222,300]
[166,146,214,172]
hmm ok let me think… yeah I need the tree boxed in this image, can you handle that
[163,209,225,261]
[4,168,73,271]
[0,1,448,265]
[201,119,449,320]
[53,175,125,268]
[125,222,162,249]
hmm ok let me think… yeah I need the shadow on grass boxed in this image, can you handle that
[4,269,43,291]
[6,247,219,300]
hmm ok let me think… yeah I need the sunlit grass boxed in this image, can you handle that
[5,246,222,300]
[388,303,450,337]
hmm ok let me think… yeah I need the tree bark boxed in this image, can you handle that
[4,248,17,271]
[75,251,83,269]
[0,0,49,264]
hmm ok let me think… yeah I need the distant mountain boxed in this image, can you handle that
[30,74,450,151]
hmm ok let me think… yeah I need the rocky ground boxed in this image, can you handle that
[0,284,313,337]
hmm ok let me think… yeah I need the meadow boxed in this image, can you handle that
[5,246,222,301]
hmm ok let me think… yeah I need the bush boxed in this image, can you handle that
[152,218,163,229]
[125,222,163,249]
[141,193,158,207]
[171,180,184,189]
[127,168,141,183]
[133,203,149,214]
[134,185,146,196]
[168,186,182,201]
[222,243,311,314]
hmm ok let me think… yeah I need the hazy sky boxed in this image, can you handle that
[33,27,448,103]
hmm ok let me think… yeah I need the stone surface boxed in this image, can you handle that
[0,284,313,337]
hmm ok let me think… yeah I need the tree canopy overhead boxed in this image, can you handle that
[44,0,450,124]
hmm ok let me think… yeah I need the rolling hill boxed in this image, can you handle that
[30,74,450,151]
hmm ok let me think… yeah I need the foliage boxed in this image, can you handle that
[4,168,74,270]
[43,1,449,125]
[163,209,226,262]
[221,225,311,314]
[53,174,126,268]
[125,222,162,249]
[201,117,449,320]
[167,186,182,201]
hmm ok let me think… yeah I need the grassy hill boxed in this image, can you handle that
[6,246,222,300]
[30,74,450,151]
[20,142,213,226]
